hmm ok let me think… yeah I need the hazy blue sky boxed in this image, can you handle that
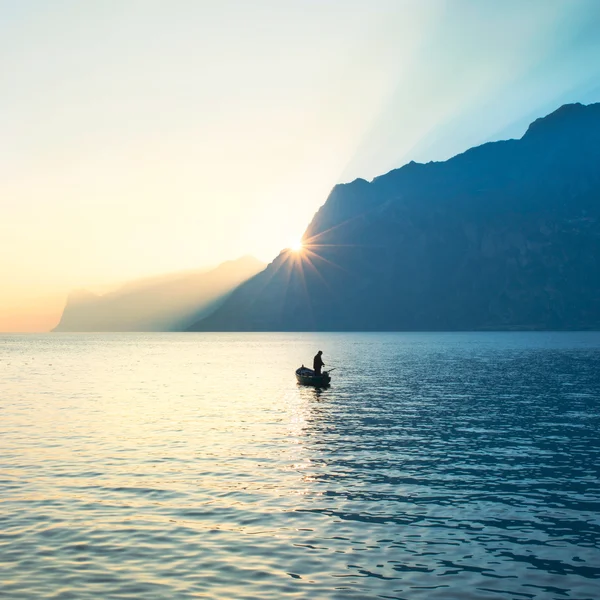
[1,0,600,330]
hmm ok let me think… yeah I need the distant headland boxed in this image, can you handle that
[53,256,265,332]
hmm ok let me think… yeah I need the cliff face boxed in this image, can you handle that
[190,102,600,331]
[53,256,265,332]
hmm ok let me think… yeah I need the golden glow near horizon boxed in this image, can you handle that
[290,241,304,252]
[1,1,599,332]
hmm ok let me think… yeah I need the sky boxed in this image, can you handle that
[1,0,600,332]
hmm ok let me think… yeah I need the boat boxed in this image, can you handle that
[295,365,331,387]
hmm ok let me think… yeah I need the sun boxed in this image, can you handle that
[290,240,303,252]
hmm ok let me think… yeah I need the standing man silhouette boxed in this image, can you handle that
[313,350,324,376]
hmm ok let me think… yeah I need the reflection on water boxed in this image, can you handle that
[1,332,599,599]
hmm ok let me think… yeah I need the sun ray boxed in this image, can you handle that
[301,246,355,277]
[297,250,337,299]
[294,250,315,329]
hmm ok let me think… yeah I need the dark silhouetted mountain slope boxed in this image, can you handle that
[53,256,265,332]
[190,102,600,331]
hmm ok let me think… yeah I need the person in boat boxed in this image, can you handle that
[313,350,325,376]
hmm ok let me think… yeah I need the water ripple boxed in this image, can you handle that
[1,332,599,599]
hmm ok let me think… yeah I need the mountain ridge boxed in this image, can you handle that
[190,102,600,331]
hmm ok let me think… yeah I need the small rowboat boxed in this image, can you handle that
[296,366,331,387]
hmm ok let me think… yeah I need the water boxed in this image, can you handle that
[1,332,600,599]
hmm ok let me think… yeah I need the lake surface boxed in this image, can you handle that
[1,332,600,599]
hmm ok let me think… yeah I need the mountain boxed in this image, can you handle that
[190,102,600,331]
[53,256,265,332]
